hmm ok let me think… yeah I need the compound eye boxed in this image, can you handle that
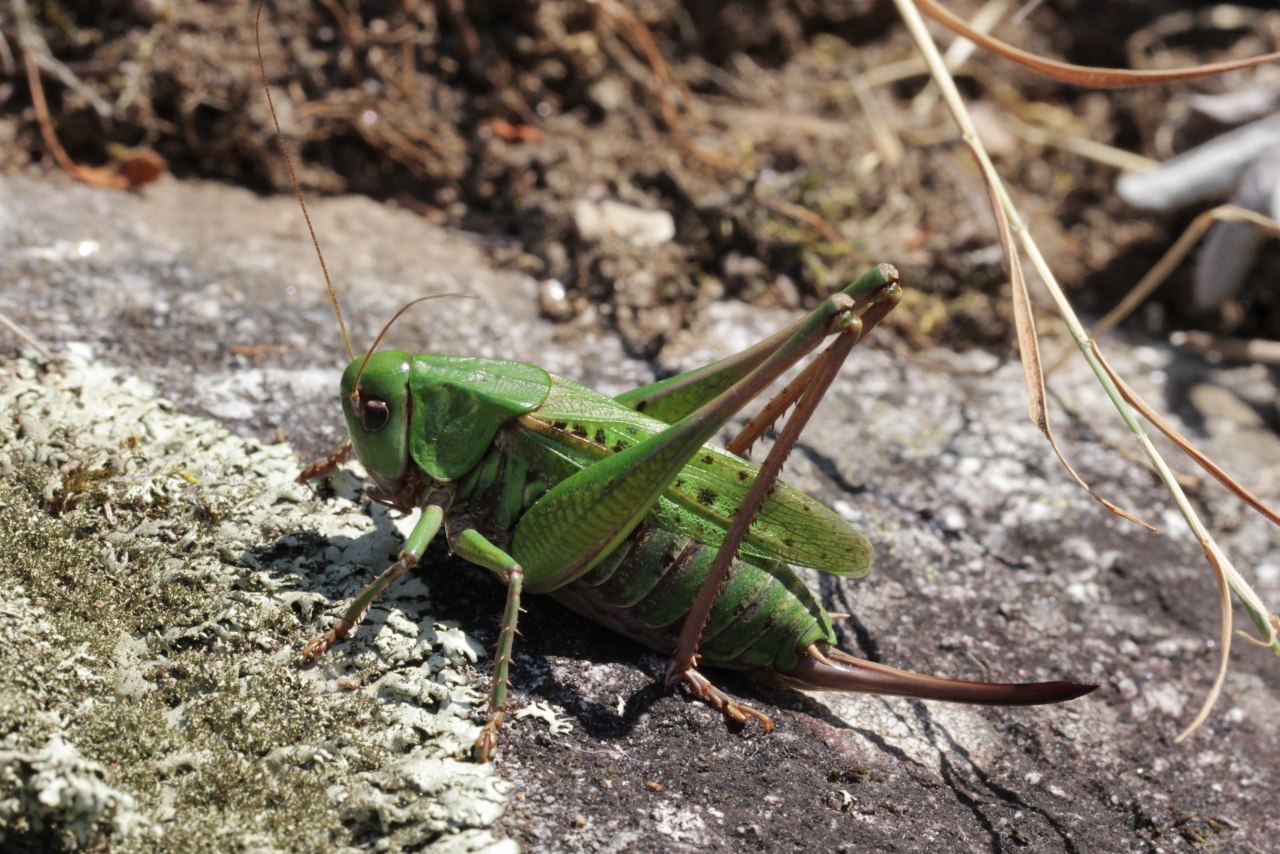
[361,398,390,433]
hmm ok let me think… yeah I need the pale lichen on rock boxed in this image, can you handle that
[0,353,516,852]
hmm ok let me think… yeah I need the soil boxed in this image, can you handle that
[6,0,1280,353]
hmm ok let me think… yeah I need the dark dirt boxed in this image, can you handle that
[6,0,1280,354]
[4,2,1280,853]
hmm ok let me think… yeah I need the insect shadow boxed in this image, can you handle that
[424,541,808,743]
[247,504,695,742]
[249,493,959,749]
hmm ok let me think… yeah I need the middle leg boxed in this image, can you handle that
[452,525,527,762]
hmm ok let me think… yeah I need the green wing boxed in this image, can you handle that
[505,377,873,577]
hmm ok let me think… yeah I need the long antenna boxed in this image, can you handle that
[349,294,476,399]
[255,1,355,361]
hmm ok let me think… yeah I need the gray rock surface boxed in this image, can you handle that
[1,173,1278,851]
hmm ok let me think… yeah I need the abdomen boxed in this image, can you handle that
[548,519,837,673]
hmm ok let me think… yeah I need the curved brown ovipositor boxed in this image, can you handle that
[780,646,1096,706]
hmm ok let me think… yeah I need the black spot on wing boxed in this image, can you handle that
[696,488,718,506]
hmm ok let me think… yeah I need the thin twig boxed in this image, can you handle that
[1172,331,1280,365]
[596,0,736,172]
[893,0,1280,743]
[12,0,113,118]
[915,0,1280,88]
[1090,205,1280,338]
[0,310,53,360]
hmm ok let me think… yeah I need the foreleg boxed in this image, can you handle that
[296,437,354,483]
[301,491,448,661]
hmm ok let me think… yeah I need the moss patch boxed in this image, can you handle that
[0,354,516,852]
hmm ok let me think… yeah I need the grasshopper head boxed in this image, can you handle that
[340,351,412,493]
